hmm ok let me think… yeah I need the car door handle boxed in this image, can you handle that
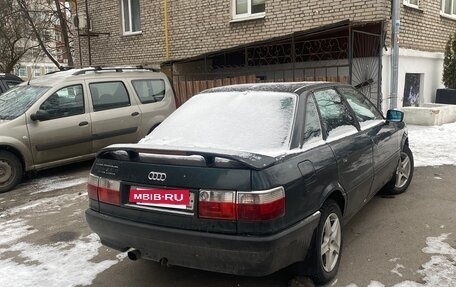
[131,112,139,117]
[79,121,89,126]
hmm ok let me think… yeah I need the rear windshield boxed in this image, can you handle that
[0,85,49,120]
[141,91,297,154]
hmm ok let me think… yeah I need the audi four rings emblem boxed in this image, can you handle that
[148,171,167,181]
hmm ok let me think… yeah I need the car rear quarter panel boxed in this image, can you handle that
[242,143,339,235]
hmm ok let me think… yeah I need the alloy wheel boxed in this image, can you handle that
[395,151,411,189]
[320,213,341,272]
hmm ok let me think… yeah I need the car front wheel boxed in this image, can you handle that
[385,145,414,195]
[0,150,23,193]
[311,199,343,285]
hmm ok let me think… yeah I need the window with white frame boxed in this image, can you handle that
[121,0,141,34]
[233,0,265,20]
[33,67,41,77]
[404,0,419,8]
[442,0,456,16]
[17,67,26,77]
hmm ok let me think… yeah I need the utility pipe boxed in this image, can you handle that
[390,0,400,109]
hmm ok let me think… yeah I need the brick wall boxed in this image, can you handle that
[73,0,456,67]
[399,1,456,52]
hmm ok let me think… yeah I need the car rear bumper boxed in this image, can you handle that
[85,209,320,276]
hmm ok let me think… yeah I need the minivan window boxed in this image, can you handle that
[132,79,165,104]
[0,86,49,120]
[39,85,84,120]
[89,82,130,111]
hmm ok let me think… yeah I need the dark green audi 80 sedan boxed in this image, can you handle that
[85,82,414,284]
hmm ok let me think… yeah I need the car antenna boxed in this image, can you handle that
[27,72,33,85]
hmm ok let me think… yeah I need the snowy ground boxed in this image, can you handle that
[0,123,455,287]
[408,123,456,167]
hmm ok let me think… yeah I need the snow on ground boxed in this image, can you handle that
[28,175,88,195]
[0,179,125,287]
[407,123,456,167]
[346,233,456,287]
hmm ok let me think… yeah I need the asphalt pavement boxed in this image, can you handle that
[0,163,454,287]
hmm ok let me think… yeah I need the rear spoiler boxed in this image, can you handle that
[97,144,277,170]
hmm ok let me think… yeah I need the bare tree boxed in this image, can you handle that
[17,0,61,68]
[0,0,76,73]
[0,0,38,73]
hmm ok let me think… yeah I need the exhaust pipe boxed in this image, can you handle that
[127,249,141,261]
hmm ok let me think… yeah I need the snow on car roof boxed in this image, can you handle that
[202,81,332,94]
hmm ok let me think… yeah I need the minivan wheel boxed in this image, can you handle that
[311,199,342,285]
[384,145,414,195]
[0,151,23,193]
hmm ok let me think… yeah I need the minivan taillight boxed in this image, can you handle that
[198,187,285,221]
[87,174,121,206]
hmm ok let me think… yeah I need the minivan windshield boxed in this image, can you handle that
[141,91,297,155]
[0,85,50,120]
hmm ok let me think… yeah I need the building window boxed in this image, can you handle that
[232,0,265,20]
[17,67,27,77]
[404,0,419,8]
[33,67,41,77]
[442,0,456,16]
[122,0,141,34]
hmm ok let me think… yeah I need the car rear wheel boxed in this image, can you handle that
[0,151,23,193]
[384,145,414,195]
[309,199,343,285]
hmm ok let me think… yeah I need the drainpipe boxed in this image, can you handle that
[164,0,170,60]
[390,0,400,109]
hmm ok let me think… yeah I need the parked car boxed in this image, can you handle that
[85,82,414,284]
[0,67,176,193]
[0,73,23,94]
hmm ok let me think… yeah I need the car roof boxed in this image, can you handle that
[0,73,23,82]
[201,82,348,95]
[25,67,163,87]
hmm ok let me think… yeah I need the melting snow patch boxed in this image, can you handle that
[391,264,405,277]
[0,219,37,246]
[348,233,456,287]
[0,233,120,287]
[3,192,86,217]
[29,176,87,195]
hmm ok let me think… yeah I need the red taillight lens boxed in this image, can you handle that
[87,174,99,201]
[237,187,285,221]
[87,174,121,206]
[198,190,236,220]
[198,187,285,221]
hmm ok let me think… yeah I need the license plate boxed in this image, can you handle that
[130,187,195,210]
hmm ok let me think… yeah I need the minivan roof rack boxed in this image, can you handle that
[72,66,159,75]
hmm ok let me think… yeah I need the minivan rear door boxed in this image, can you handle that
[87,80,142,152]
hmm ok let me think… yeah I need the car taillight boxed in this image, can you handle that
[198,190,236,220]
[198,187,285,221]
[87,174,121,206]
[237,187,285,221]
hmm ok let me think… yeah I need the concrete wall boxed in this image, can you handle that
[402,104,456,126]
[382,48,444,112]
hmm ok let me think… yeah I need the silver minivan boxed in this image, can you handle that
[0,67,176,192]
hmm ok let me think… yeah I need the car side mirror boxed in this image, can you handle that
[386,109,404,123]
[30,109,51,121]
